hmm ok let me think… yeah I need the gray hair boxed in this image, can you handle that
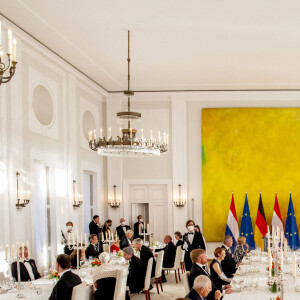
[193,275,211,290]
[122,247,134,255]
[133,238,143,245]
[99,252,110,263]
[223,235,232,244]
[126,229,134,235]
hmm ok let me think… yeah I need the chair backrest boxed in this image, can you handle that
[102,243,109,253]
[71,282,93,300]
[155,250,164,278]
[180,247,185,262]
[183,271,191,294]
[144,257,153,290]
[113,268,129,300]
[173,246,182,269]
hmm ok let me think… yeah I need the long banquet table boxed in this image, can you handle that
[224,250,300,300]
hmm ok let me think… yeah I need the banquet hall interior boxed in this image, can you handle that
[1,1,300,299]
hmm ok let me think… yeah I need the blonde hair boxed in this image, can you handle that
[190,249,205,264]
[237,236,246,245]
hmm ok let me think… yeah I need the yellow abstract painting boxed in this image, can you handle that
[202,108,300,241]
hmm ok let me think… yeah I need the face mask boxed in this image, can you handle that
[67,226,72,230]
[140,219,143,222]
[187,225,194,231]
[108,224,111,227]
[121,222,126,225]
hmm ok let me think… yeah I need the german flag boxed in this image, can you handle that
[254,192,268,250]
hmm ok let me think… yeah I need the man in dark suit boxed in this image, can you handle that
[49,254,81,300]
[11,247,41,281]
[182,220,206,271]
[89,215,103,252]
[133,215,147,239]
[189,249,231,300]
[120,230,134,250]
[123,246,145,294]
[221,235,241,277]
[133,238,156,278]
[174,231,184,248]
[116,218,130,239]
[85,234,100,259]
[185,275,217,300]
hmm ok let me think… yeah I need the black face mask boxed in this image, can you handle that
[108,224,111,227]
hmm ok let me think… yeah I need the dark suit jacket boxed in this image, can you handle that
[89,221,102,235]
[140,245,156,277]
[189,263,221,300]
[49,270,81,300]
[221,245,237,277]
[182,231,206,271]
[85,244,100,259]
[94,277,116,300]
[133,222,147,239]
[11,259,41,282]
[116,225,130,239]
[127,255,145,294]
[120,235,131,250]
[185,288,205,300]
[162,241,176,268]
[176,239,184,248]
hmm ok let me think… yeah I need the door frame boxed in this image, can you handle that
[123,179,173,235]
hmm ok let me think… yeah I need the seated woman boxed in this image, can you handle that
[110,240,120,253]
[92,252,118,300]
[233,236,248,263]
[70,245,86,268]
[210,247,231,285]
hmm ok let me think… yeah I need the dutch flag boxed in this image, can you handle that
[225,193,239,252]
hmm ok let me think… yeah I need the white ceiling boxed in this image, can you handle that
[2,0,300,91]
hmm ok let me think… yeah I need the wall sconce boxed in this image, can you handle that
[73,180,83,208]
[108,185,120,208]
[174,184,186,208]
[16,172,31,209]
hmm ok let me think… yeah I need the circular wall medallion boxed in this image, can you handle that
[82,110,96,140]
[32,85,54,126]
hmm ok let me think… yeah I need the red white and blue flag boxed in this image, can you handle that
[272,193,284,233]
[225,193,239,252]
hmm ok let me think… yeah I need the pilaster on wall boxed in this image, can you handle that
[106,95,123,227]
[171,96,188,233]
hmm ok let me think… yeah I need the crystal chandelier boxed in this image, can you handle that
[88,31,168,157]
[0,23,18,85]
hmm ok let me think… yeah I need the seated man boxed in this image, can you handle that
[85,234,100,259]
[120,229,134,250]
[189,249,232,300]
[49,254,81,300]
[186,275,221,300]
[11,246,41,281]
[132,238,156,278]
[221,235,242,277]
[92,252,118,300]
[116,218,131,239]
[123,246,145,294]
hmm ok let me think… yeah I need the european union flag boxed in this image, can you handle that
[240,193,255,250]
[284,193,300,251]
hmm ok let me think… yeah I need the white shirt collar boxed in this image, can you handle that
[223,244,229,251]
[60,269,71,278]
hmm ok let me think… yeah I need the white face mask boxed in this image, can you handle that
[140,219,143,222]
[67,226,72,231]
[121,221,126,225]
[187,225,194,231]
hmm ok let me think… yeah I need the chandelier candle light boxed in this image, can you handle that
[174,184,187,207]
[88,31,168,157]
[72,180,83,208]
[0,22,18,84]
[108,185,120,208]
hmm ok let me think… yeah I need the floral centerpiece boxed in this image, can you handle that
[117,250,123,258]
[151,240,159,247]
[91,258,101,267]
[48,270,60,281]
[267,262,281,277]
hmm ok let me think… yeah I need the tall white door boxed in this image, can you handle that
[129,184,169,241]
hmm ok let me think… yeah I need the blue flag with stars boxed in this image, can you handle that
[284,193,300,251]
[240,193,255,250]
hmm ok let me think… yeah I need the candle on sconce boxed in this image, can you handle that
[100,128,103,139]
[21,243,24,258]
[150,130,153,142]
[27,241,30,258]
[93,130,96,140]
[163,133,166,144]
[141,129,144,140]
[5,244,8,260]
[158,131,161,143]
[88,131,92,142]
[166,134,169,145]
[119,127,122,137]
[108,128,112,139]
[12,39,17,62]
